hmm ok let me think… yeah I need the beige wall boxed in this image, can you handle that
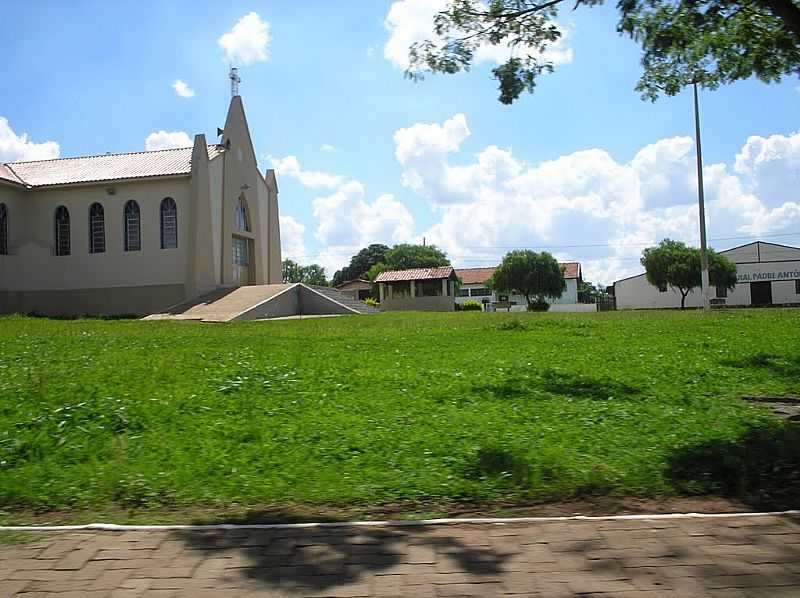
[0,284,185,317]
[1,177,191,293]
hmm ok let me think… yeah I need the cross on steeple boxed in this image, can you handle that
[229,67,241,97]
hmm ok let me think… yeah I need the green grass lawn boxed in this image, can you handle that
[1,309,799,521]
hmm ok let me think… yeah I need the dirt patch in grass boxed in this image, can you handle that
[0,496,755,527]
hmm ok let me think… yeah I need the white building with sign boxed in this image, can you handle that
[613,241,800,309]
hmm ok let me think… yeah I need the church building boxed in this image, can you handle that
[0,95,282,316]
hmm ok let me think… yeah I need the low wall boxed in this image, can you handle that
[299,286,358,315]
[549,303,598,313]
[0,284,186,317]
[381,296,454,312]
[236,286,299,320]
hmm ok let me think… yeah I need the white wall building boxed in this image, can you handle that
[613,241,800,309]
[455,263,596,312]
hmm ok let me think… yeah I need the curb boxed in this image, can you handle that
[2,510,798,532]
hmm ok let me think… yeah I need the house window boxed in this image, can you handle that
[54,206,70,256]
[796,279,800,295]
[235,195,250,232]
[470,287,492,297]
[123,200,141,252]
[716,284,728,298]
[88,203,105,254]
[0,203,7,255]
[458,288,470,297]
[160,197,178,249]
[232,237,249,266]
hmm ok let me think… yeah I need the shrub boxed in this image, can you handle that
[494,318,527,331]
[527,299,550,312]
[363,297,379,307]
[460,300,483,311]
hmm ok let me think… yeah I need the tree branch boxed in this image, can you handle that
[460,0,568,20]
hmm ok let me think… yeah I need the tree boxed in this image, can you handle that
[641,239,737,308]
[578,280,603,301]
[406,0,800,104]
[383,244,450,270]
[282,259,304,284]
[282,259,329,286]
[332,244,390,286]
[301,264,329,286]
[488,250,566,310]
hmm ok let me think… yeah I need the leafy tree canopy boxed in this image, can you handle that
[489,249,566,309]
[383,244,451,270]
[332,244,390,287]
[641,239,737,308]
[407,0,800,103]
[282,259,329,286]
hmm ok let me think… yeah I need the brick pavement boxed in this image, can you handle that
[2,515,800,597]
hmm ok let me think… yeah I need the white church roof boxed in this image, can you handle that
[2,145,225,188]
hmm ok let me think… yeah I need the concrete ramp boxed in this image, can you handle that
[143,283,378,322]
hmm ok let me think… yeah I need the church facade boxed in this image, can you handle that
[0,96,282,316]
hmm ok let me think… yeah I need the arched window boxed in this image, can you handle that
[123,200,141,252]
[235,195,250,232]
[54,206,70,256]
[0,203,7,255]
[160,197,178,249]
[88,203,105,254]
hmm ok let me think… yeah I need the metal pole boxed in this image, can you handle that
[693,81,711,311]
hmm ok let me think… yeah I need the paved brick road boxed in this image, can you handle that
[2,515,800,597]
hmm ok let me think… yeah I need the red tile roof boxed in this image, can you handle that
[456,262,581,284]
[456,267,497,285]
[3,145,224,188]
[375,266,455,282]
[335,279,370,290]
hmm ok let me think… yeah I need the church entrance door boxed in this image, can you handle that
[232,236,254,286]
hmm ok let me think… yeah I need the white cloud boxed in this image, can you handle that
[383,0,572,71]
[0,117,59,162]
[144,130,192,151]
[172,79,195,98]
[218,12,271,65]
[268,155,344,189]
[394,113,800,286]
[312,180,415,272]
[320,144,336,152]
[279,215,307,262]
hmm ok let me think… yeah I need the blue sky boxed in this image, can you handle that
[1,1,798,284]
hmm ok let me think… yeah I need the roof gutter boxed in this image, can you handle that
[16,173,192,191]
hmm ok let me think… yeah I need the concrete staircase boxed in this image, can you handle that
[143,284,294,322]
[143,284,378,322]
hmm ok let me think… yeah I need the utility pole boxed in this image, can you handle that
[693,80,711,311]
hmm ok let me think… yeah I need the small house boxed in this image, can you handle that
[375,266,457,311]
[334,279,372,301]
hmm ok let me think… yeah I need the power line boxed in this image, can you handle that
[285,231,800,262]
[457,231,800,251]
